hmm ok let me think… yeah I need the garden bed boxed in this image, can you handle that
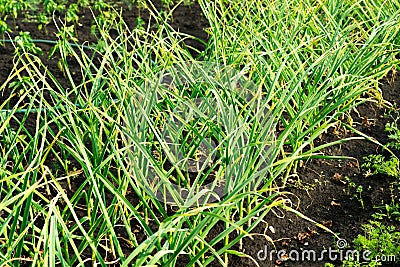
[0,1,399,266]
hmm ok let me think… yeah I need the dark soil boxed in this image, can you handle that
[1,1,399,267]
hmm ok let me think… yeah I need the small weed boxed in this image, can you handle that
[43,0,65,14]
[14,31,42,55]
[342,259,382,266]
[0,0,29,19]
[372,202,400,222]
[91,2,117,36]
[343,177,373,209]
[355,185,365,209]
[93,0,111,11]
[344,176,356,195]
[135,16,144,30]
[361,154,399,178]
[77,0,89,7]
[161,0,194,7]
[36,12,50,31]
[385,119,400,150]
[66,3,79,24]
[361,113,400,178]
[0,17,10,36]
